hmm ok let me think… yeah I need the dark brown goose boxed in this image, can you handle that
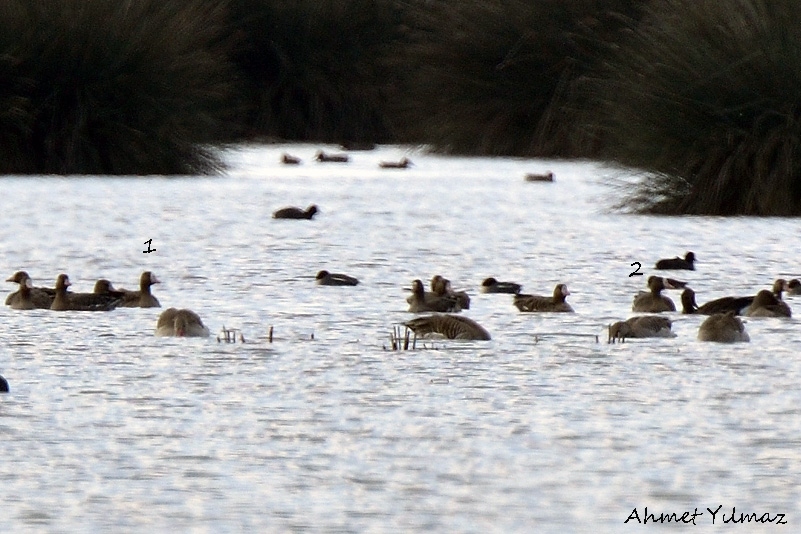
[315,150,349,163]
[608,315,675,343]
[431,275,470,309]
[117,271,161,308]
[315,270,359,286]
[787,279,801,295]
[6,271,54,309]
[50,274,121,311]
[272,204,319,220]
[698,312,750,342]
[155,308,210,337]
[281,153,301,165]
[406,279,461,313]
[480,277,522,294]
[404,314,491,341]
[632,276,676,313]
[513,284,573,313]
[680,288,753,316]
[379,157,412,169]
[655,251,696,270]
[93,279,126,298]
[744,289,792,318]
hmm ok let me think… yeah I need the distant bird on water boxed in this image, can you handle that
[513,284,573,313]
[6,271,54,309]
[379,157,412,169]
[315,150,349,163]
[697,312,750,343]
[155,308,211,337]
[655,251,696,270]
[281,153,301,165]
[404,314,491,341]
[315,270,359,286]
[608,315,676,343]
[632,276,676,313]
[481,277,522,294]
[273,204,319,220]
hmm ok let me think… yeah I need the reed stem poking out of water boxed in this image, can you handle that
[596,0,801,215]
[0,0,235,174]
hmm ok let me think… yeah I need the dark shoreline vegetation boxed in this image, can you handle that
[1,0,799,215]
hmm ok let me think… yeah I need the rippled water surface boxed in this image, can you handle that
[2,144,800,533]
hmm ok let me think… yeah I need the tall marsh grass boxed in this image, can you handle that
[0,0,235,175]
[597,0,801,215]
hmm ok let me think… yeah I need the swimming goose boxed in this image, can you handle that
[513,284,574,313]
[404,314,491,340]
[744,289,792,317]
[93,279,126,298]
[680,288,753,316]
[787,279,801,295]
[117,271,161,308]
[379,157,412,169]
[155,308,210,337]
[316,270,359,286]
[481,277,522,294]
[50,274,121,311]
[315,150,349,163]
[524,172,554,182]
[632,276,676,313]
[407,279,461,313]
[697,312,750,342]
[281,153,301,165]
[6,271,54,309]
[431,275,470,309]
[273,204,319,220]
[655,251,696,270]
[608,315,675,343]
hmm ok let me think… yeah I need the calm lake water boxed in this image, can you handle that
[1,144,800,533]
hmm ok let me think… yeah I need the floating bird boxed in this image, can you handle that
[524,172,554,182]
[480,277,522,294]
[116,271,161,308]
[655,251,696,270]
[632,276,676,313]
[431,275,470,309]
[787,279,801,295]
[50,274,121,311]
[404,314,491,341]
[680,288,752,316]
[406,279,461,313]
[155,308,211,337]
[315,150,349,163]
[379,157,412,169]
[281,153,301,165]
[273,204,319,220]
[316,270,359,286]
[744,289,791,317]
[697,312,750,342]
[6,271,54,309]
[608,315,676,343]
[0,375,7,393]
[513,284,574,312]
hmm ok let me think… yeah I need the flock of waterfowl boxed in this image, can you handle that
[4,270,210,339]
[281,150,414,169]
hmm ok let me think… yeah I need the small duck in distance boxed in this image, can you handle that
[481,277,522,294]
[632,276,676,313]
[524,171,554,182]
[273,204,319,220]
[315,150,349,163]
[281,153,301,165]
[315,270,359,286]
[379,157,412,169]
[513,283,573,313]
[655,251,696,270]
[608,315,676,343]
[697,312,750,342]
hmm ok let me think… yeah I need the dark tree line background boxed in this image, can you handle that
[1,0,800,215]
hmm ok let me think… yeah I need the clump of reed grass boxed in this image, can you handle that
[0,0,235,175]
[395,0,643,157]
[227,0,410,144]
[597,0,801,215]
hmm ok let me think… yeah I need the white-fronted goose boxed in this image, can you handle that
[524,172,554,182]
[406,279,461,313]
[680,288,753,316]
[6,271,54,309]
[379,157,412,169]
[404,314,491,341]
[481,277,522,294]
[632,276,676,313]
[117,271,161,308]
[513,284,574,313]
[655,251,696,270]
[608,315,675,343]
[281,153,301,165]
[787,279,801,295]
[155,308,210,337]
[93,279,126,298]
[50,274,121,311]
[315,150,349,163]
[744,289,792,317]
[316,270,359,286]
[431,275,470,310]
[698,312,750,342]
[272,204,318,220]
